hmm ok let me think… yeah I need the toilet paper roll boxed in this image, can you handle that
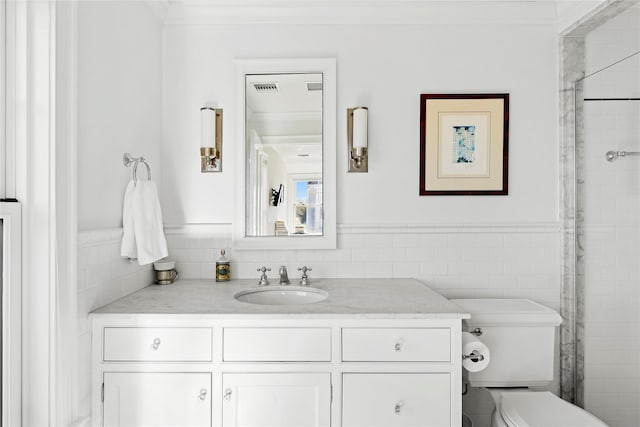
[462,331,490,372]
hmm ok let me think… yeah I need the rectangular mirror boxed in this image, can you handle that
[234,59,336,250]
[245,72,323,236]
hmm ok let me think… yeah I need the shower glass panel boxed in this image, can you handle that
[578,37,640,426]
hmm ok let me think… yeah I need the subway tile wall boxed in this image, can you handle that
[581,103,640,427]
[166,228,561,311]
[76,229,154,419]
[77,225,560,427]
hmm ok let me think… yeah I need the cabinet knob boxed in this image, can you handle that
[198,389,207,401]
[151,338,161,351]
[394,342,402,352]
[395,402,403,415]
[224,388,232,401]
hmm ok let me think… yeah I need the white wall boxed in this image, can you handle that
[72,4,566,426]
[160,11,562,427]
[582,6,640,427]
[75,1,163,420]
[161,22,559,226]
[77,1,163,230]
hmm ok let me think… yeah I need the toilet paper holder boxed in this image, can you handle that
[462,350,485,362]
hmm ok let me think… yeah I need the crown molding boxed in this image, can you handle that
[164,1,560,25]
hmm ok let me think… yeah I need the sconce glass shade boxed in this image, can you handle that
[348,106,368,172]
[352,107,368,149]
[200,107,223,173]
[201,107,216,148]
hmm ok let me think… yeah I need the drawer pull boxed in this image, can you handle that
[151,338,161,351]
[224,388,232,400]
[394,342,402,352]
[198,389,207,401]
[395,402,403,415]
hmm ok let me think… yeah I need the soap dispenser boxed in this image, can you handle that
[216,249,231,282]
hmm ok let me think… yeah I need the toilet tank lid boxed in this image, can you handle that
[450,299,562,326]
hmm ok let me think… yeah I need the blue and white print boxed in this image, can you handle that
[452,125,475,163]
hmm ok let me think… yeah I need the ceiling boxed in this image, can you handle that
[245,73,323,166]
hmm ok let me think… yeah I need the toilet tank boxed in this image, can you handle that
[451,299,562,388]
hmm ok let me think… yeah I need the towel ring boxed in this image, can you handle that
[123,152,152,185]
[133,159,151,185]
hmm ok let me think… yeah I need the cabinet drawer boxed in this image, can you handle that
[342,373,451,427]
[103,327,212,362]
[223,328,331,361]
[342,328,450,362]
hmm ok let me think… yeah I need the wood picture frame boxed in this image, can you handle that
[419,93,509,195]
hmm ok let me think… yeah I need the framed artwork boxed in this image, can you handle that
[419,93,509,195]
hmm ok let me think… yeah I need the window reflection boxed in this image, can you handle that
[293,180,323,235]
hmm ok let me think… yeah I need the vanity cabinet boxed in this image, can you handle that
[92,318,461,427]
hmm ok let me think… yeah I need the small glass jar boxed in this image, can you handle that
[215,249,231,282]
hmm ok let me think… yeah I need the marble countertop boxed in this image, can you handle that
[91,278,470,319]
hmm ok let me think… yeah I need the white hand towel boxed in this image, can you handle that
[120,180,138,259]
[131,180,168,265]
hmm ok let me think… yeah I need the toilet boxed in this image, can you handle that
[451,299,608,427]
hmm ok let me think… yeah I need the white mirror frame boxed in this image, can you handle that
[233,58,337,250]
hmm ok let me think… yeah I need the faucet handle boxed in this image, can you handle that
[257,267,271,286]
[298,266,312,286]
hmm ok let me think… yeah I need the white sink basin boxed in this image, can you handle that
[234,286,328,305]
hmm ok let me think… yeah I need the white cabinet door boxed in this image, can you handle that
[342,373,451,427]
[103,372,211,427]
[222,373,331,427]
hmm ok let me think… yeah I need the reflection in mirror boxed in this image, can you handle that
[245,73,323,236]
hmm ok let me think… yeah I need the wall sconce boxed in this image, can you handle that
[347,106,368,172]
[200,107,223,173]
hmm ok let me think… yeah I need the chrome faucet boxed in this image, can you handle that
[279,265,290,285]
